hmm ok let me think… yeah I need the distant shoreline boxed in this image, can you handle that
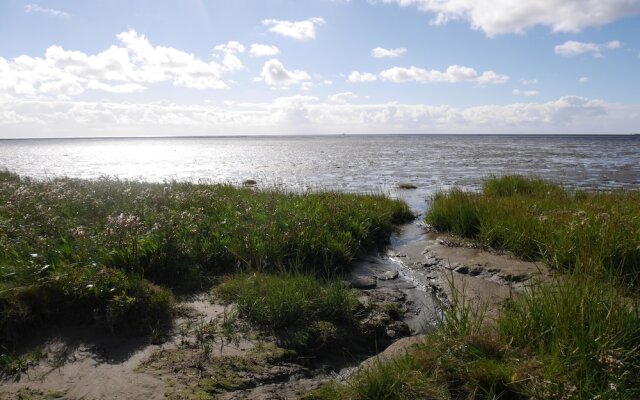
[1,132,639,141]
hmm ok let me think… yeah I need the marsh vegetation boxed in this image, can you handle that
[310,176,640,399]
[0,170,413,359]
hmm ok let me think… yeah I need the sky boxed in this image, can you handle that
[1,0,640,137]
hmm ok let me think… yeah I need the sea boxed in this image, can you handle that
[1,135,639,212]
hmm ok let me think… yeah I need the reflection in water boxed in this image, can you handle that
[1,135,639,212]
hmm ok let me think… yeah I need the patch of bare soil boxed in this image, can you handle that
[1,284,413,400]
[391,228,551,319]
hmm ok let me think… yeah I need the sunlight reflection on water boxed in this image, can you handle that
[1,135,639,212]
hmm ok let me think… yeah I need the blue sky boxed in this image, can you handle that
[1,0,639,137]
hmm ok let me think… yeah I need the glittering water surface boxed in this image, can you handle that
[1,135,639,211]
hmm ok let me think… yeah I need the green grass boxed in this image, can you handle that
[310,176,640,399]
[0,171,413,350]
[499,276,640,398]
[310,276,640,399]
[306,271,529,400]
[426,175,640,281]
[214,272,359,352]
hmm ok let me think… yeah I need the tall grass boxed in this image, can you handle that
[499,276,640,398]
[426,175,640,281]
[0,171,412,349]
[309,176,640,399]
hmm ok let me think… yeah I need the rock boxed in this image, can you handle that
[454,265,469,274]
[359,335,427,370]
[347,275,377,289]
[357,295,371,308]
[377,270,399,281]
[385,329,396,338]
[389,321,411,337]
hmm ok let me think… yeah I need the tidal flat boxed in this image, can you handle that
[2,173,639,399]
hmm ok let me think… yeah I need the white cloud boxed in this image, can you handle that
[520,78,538,85]
[580,76,590,83]
[259,59,311,87]
[348,71,378,82]
[329,92,358,103]
[214,41,245,54]
[24,4,70,18]
[379,0,640,36]
[0,30,241,100]
[554,40,621,57]
[371,47,407,58]
[2,95,631,137]
[262,17,326,40]
[220,54,245,72]
[86,81,147,94]
[380,65,508,84]
[249,44,280,57]
[513,89,540,97]
[477,71,509,85]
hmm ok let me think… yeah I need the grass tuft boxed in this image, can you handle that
[499,276,640,397]
[214,272,359,352]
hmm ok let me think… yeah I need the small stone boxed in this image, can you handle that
[454,265,470,274]
[358,296,371,308]
[378,270,399,281]
[348,275,377,289]
[385,329,397,338]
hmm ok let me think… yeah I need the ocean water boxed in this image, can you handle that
[1,135,639,211]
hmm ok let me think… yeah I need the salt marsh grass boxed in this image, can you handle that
[427,175,640,281]
[214,272,360,352]
[310,176,640,399]
[0,171,412,350]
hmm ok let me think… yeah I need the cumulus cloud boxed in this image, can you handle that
[249,44,280,57]
[554,40,621,57]
[580,76,590,83]
[379,0,640,36]
[380,65,508,84]
[0,30,244,100]
[1,95,628,137]
[520,78,538,85]
[259,59,311,87]
[214,41,246,54]
[513,89,540,97]
[328,92,358,103]
[262,17,326,40]
[348,71,378,83]
[371,47,407,58]
[24,4,70,18]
